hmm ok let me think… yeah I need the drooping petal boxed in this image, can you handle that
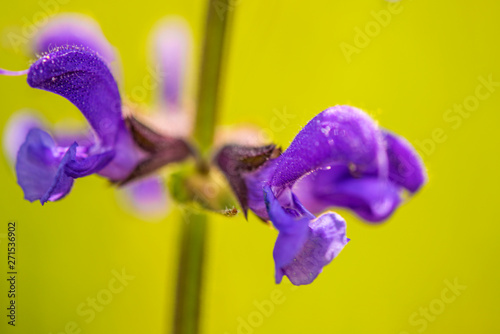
[150,17,192,109]
[2,110,45,163]
[383,130,426,193]
[33,13,116,64]
[16,129,76,204]
[265,186,311,276]
[270,105,388,192]
[264,186,349,285]
[278,211,349,285]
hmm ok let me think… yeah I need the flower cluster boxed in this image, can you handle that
[1,14,426,285]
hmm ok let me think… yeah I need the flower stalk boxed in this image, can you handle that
[172,0,232,333]
[193,0,232,157]
[172,211,207,334]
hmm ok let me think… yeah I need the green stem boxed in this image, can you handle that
[193,0,232,156]
[172,212,207,334]
[172,1,232,333]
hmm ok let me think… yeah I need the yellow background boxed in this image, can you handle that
[1,0,499,333]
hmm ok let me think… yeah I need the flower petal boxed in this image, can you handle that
[265,186,349,285]
[276,212,349,285]
[278,211,349,285]
[64,149,115,178]
[264,186,311,277]
[27,46,123,147]
[21,46,148,191]
[33,13,116,64]
[15,129,75,204]
[295,167,402,222]
[96,126,146,181]
[383,130,427,193]
[25,46,139,180]
[116,176,169,220]
[150,17,192,108]
[270,105,387,192]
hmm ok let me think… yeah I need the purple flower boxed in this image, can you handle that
[1,14,192,205]
[1,13,427,286]
[217,105,426,285]
[150,17,192,111]
[116,175,170,221]
[135,16,194,138]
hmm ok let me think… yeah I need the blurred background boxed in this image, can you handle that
[1,0,499,333]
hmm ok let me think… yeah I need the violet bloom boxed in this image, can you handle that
[217,105,426,285]
[1,14,426,286]
[1,15,192,205]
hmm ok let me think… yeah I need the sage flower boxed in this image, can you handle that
[1,13,426,286]
[1,15,192,205]
[217,105,426,284]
